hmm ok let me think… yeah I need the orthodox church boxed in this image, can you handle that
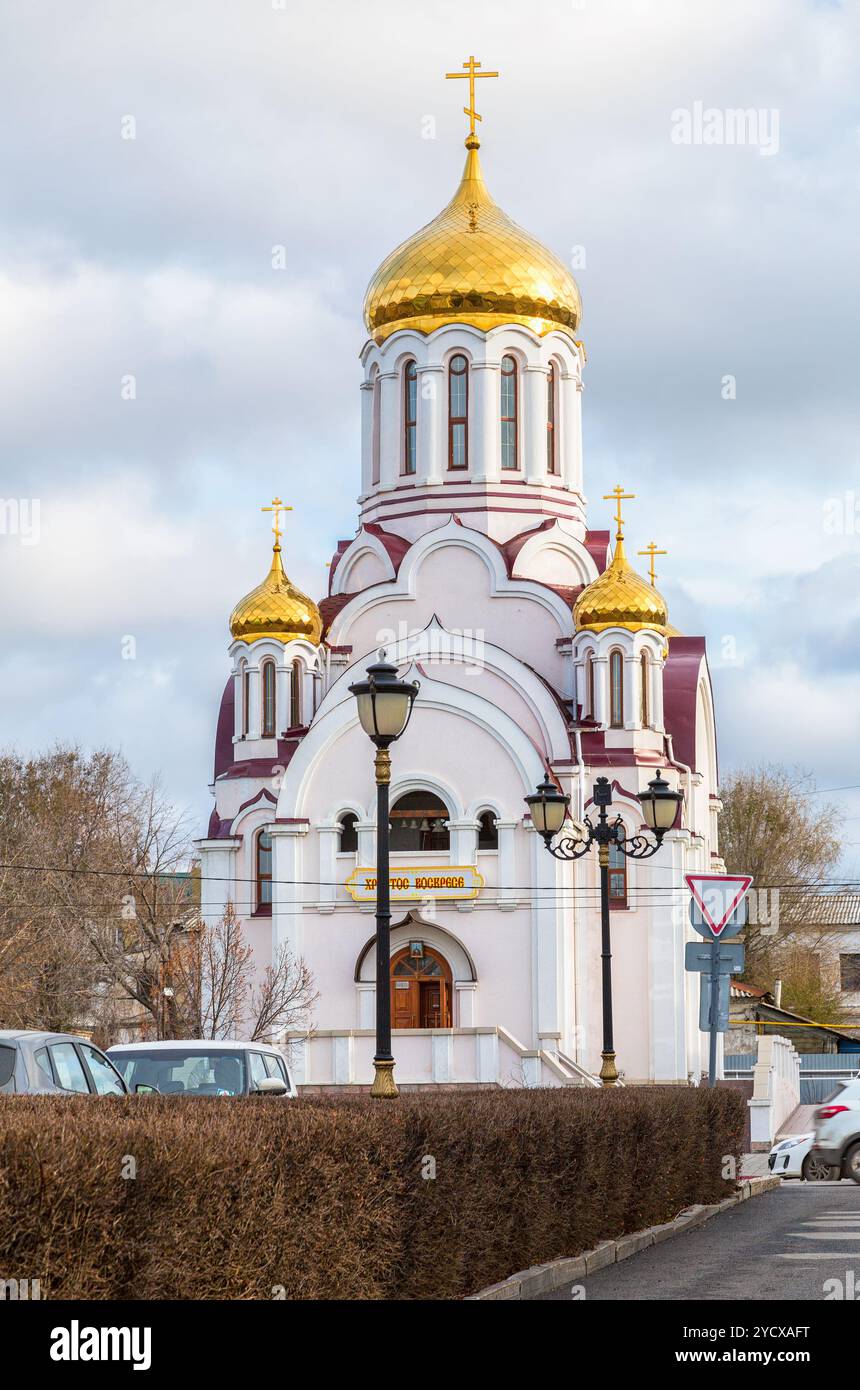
[197,66,723,1087]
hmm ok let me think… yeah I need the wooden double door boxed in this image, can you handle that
[390,946,452,1029]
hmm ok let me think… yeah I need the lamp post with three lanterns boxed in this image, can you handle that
[525,771,683,1086]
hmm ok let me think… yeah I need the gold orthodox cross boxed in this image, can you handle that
[603,485,635,539]
[638,542,668,587]
[261,497,292,546]
[445,55,499,141]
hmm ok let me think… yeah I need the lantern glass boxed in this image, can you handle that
[639,772,681,832]
[350,657,418,745]
[525,777,569,837]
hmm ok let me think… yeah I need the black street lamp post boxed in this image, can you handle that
[525,770,682,1086]
[349,654,419,1098]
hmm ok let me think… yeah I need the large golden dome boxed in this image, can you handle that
[230,542,322,646]
[574,536,670,634]
[364,139,582,343]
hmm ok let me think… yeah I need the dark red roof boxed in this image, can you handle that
[662,636,708,774]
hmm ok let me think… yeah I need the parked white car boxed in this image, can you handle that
[811,1077,860,1183]
[767,1132,839,1181]
[107,1040,298,1098]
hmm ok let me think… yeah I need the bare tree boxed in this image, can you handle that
[172,902,318,1042]
[719,764,847,1020]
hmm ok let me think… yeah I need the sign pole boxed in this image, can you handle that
[707,939,719,1088]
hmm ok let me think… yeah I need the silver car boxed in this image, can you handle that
[0,1029,128,1095]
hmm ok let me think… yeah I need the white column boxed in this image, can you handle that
[275,663,290,736]
[560,371,583,493]
[454,981,477,1026]
[316,821,339,912]
[196,840,242,927]
[523,366,547,485]
[471,363,499,482]
[359,380,374,497]
[269,822,309,961]
[592,655,608,726]
[356,818,376,868]
[417,365,443,485]
[448,818,478,865]
[247,664,261,739]
[653,654,665,732]
[624,654,638,729]
[233,668,244,740]
[496,819,518,910]
[378,370,399,490]
[530,829,563,1046]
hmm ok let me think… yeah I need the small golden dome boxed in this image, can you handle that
[574,536,670,634]
[364,141,582,343]
[230,542,322,646]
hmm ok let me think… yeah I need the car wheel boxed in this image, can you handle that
[801,1152,838,1182]
[844,1142,860,1185]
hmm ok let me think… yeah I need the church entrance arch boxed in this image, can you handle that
[390,944,452,1029]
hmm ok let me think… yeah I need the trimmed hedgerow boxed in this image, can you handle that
[0,1086,743,1300]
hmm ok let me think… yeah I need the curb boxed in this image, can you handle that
[467,1175,782,1301]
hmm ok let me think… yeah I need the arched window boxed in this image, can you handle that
[290,660,302,728]
[389,791,450,851]
[585,652,595,719]
[371,368,381,486]
[477,811,498,849]
[640,651,649,727]
[547,363,558,474]
[500,355,518,470]
[261,659,276,738]
[609,650,624,728]
[608,832,627,908]
[256,830,272,912]
[338,812,358,854]
[403,359,417,475]
[448,354,468,470]
[240,661,249,737]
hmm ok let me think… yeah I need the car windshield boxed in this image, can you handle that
[110,1049,246,1096]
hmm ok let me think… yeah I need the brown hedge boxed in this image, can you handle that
[0,1086,743,1300]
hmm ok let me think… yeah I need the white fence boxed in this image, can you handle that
[283,1026,600,1090]
[748,1035,801,1150]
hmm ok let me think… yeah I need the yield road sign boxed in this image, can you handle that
[685,873,753,939]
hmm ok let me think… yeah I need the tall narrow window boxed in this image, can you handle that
[256,830,272,911]
[261,659,276,738]
[608,833,628,908]
[609,650,624,728]
[241,661,249,736]
[640,651,649,727]
[547,363,558,474]
[585,652,595,718]
[403,359,417,475]
[371,369,381,486]
[448,354,468,469]
[500,355,518,470]
[290,660,302,728]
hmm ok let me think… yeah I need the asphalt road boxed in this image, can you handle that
[535,1182,860,1300]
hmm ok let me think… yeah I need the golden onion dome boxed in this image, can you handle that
[230,541,322,646]
[364,139,582,343]
[574,536,670,634]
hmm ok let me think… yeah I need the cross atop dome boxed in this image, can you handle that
[639,542,668,587]
[603,485,635,542]
[445,54,499,147]
[261,496,292,550]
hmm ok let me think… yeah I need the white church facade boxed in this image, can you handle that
[197,88,723,1088]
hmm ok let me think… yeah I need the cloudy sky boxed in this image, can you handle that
[1,0,858,870]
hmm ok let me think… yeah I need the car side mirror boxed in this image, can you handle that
[255,1076,288,1096]
[135,1083,158,1094]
